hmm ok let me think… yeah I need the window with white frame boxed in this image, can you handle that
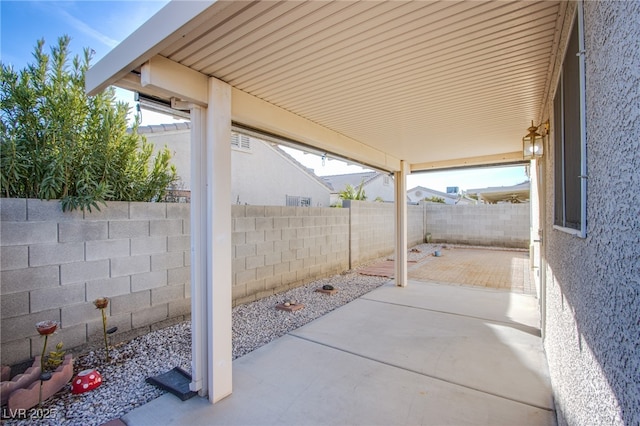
[231,132,251,151]
[553,5,586,237]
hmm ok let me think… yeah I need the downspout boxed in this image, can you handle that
[394,161,409,287]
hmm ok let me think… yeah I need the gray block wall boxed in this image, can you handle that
[1,198,529,366]
[345,200,394,267]
[425,203,530,248]
[0,199,190,366]
[345,201,425,268]
[231,205,349,306]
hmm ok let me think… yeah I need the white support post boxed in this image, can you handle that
[189,77,233,403]
[206,77,232,403]
[394,160,409,287]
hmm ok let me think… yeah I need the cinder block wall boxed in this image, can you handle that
[408,204,425,248]
[346,200,394,267]
[345,201,425,267]
[0,199,191,366]
[1,198,528,366]
[425,203,530,248]
[231,205,349,306]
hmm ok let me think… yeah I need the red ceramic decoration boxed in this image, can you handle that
[35,320,58,335]
[71,369,102,394]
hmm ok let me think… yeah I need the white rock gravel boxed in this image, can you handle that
[5,244,439,426]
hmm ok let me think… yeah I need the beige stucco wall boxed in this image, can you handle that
[144,128,331,207]
[231,142,330,207]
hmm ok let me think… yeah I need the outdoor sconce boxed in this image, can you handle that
[522,120,547,160]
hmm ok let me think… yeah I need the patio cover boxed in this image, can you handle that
[86,0,564,404]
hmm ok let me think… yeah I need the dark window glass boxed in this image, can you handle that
[553,15,584,231]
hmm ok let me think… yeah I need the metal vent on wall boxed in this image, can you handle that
[231,133,251,150]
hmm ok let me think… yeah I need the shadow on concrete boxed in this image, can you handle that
[123,280,555,425]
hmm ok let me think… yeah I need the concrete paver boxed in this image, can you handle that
[123,280,554,426]
[408,247,534,294]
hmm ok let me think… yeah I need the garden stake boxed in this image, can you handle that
[94,298,110,362]
[101,307,110,361]
[36,321,57,405]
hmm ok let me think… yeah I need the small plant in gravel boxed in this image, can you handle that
[46,342,66,371]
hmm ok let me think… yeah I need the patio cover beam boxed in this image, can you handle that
[129,55,402,173]
[410,151,524,172]
[141,56,208,106]
[231,89,401,173]
[85,1,217,96]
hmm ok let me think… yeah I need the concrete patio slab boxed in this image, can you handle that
[292,285,551,410]
[123,280,555,426]
[363,280,540,329]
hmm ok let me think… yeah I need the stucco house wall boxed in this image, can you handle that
[141,124,192,190]
[232,143,330,207]
[542,2,640,425]
[324,172,395,205]
[142,125,331,207]
[360,174,395,202]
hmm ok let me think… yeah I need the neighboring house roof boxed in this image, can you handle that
[407,186,457,201]
[322,171,382,193]
[407,185,461,205]
[272,145,333,191]
[135,122,191,134]
[467,181,531,204]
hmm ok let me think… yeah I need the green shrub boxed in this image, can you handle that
[423,196,445,203]
[339,180,367,201]
[0,36,177,211]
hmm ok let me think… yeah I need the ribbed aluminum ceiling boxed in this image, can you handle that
[160,0,562,168]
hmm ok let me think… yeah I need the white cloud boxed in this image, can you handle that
[55,7,119,48]
[105,1,170,42]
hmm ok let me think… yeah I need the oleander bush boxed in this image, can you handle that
[0,36,176,212]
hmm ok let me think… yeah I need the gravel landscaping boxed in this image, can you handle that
[5,244,437,426]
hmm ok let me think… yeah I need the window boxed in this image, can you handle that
[383,175,390,186]
[553,5,586,237]
[231,132,251,151]
[286,195,311,207]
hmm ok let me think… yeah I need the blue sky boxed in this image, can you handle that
[1,0,173,123]
[1,1,528,192]
[1,1,168,70]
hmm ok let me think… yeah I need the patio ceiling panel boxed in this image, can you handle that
[88,0,563,171]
